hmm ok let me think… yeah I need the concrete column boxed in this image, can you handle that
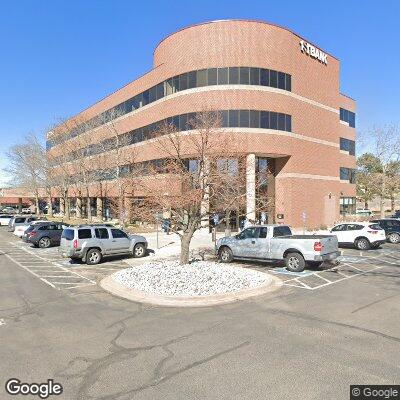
[76,197,82,218]
[60,197,65,215]
[96,197,103,219]
[246,153,256,222]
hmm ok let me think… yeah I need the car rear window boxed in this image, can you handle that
[61,229,75,240]
[273,226,292,237]
[78,229,92,239]
[14,217,25,223]
[25,226,35,233]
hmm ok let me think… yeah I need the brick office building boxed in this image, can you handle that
[47,20,356,228]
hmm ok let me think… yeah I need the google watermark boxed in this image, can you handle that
[350,385,400,400]
[5,378,63,399]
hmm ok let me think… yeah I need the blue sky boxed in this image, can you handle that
[0,0,399,183]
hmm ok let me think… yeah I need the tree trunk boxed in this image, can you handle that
[35,193,40,216]
[87,196,92,222]
[381,171,386,218]
[225,209,232,236]
[65,195,70,220]
[364,199,368,209]
[180,233,192,265]
[48,196,53,217]
[391,195,395,213]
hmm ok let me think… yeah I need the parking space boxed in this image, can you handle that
[236,244,400,290]
[0,228,136,290]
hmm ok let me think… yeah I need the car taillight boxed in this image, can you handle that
[367,230,378,234]
[314,241,323,251]
[73,239,78,249]
[28,232,36,237]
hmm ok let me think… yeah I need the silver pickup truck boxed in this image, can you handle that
[216,224,339,272]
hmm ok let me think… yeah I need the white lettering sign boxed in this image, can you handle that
[300,40,328,65]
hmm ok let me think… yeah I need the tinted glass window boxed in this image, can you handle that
[149,86,157,102]
[273,226,292,237]
[239,67,250,84]
[250,68,260,85]
[285,115,292,132]
[229,110,239,127]
[369,224,383,230]
[270,70,278,87]
[197,69,207,87]
[347,224,364,231]
[260,111,269,129]
[111,229,128,239]
[15,218,25,223]
[285,74,291,91]
[332,225,346,232]
[258,227,268,238]
[62,229,75,240]
[217,68,228,84]
[270,112,278,129]
[220,110,229,127]
[278,72,286,89]
[249,111,260,128]
[207,68,217,85]
[239,110,249,127]
[229,67,239,84]
[187,71,197,89]
[278,113,286,130]
[95,228,109,239]
[260,69,269,86]
[156,82,165,99]
[237,227,258,239]
[179,74,188,91]
[78,229,92,239]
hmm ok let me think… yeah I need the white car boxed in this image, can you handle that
[0,215,13,226]
[13,220,48,238]
[330,222,386,250]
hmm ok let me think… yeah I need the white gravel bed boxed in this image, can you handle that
[113,260,270,297]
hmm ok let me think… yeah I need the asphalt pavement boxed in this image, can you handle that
[0,227,399,400]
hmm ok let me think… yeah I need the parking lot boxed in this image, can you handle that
[1,224,400,399]
[1,226,399,294]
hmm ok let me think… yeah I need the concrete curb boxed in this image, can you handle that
[100,272,282,308]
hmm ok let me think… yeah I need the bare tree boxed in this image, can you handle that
[5,134,46,214]
[133,110,270,264]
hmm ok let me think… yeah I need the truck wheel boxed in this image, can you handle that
[86,248,102,265]
[355,238,370,250]
[285,252,305,272]
[218,247,233,263]
[388,233,400,244]
[38,237,51,248]
[133,243,146,258]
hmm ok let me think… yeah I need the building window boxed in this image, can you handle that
[340,167,356,183]
[48,66,293,148]
[340,197,356,215]
[340,107,356,128]
[340,137,356,155]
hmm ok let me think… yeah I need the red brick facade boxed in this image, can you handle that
[48,20,356,228]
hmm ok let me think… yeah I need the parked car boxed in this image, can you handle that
[329,222,386,250]
[0,214,13,226]
[1,207,16,214]
[60,225,148,265]
[8,215,39,232]
[21,207,35,214]
[389,211,400,219]
[370,218,400,244]
[216,224,339,272]
[356,209,374,217]
[13,220,48,238]
[22,222,70,248]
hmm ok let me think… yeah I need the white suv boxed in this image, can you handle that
[330,222,386,250]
